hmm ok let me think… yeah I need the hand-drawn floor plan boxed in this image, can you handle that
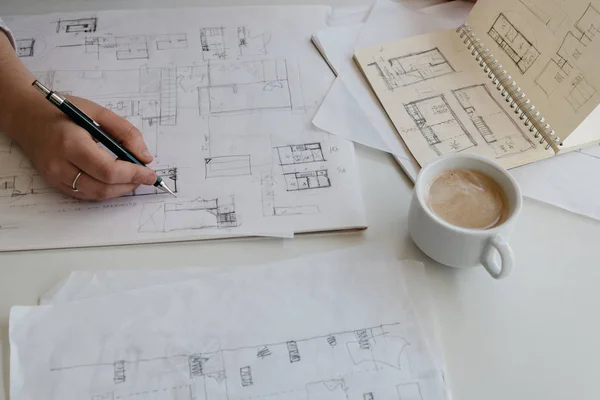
[404,94,477,156]
[0,7,366,250]
[519,0,567,33]
[534,3,600,112]
[366,48,455,91]
[48,323,436,400]
[452,84,535,158]
[487,13,540,74]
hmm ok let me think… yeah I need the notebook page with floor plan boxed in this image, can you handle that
[353,0,600,168]
[0,6,366,251]
[465,0,600,151]
[354,30,555,168]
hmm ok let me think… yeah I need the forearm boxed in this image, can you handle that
[0,32,41,139]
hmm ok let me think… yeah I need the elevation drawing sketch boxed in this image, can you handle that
[155,33,188,50]
[128,168,178,196]
[404,95,477,156]
[200,27,227,60]
[366,48,454,91]
[55,17,97,34]
[283,170,330,191]
[488,13,540,74]
[261,171,320,217]
[519,0,567,32]
[55,34,150,61]
[0,173,58,198]
[48,323,433,400]
[198,59,294,115]
[565,72,596,111]
[82,35,150,60]
[452,84,535,158]
[138,197,237,232]
[260,141,329,216]
[205,155,252,178]
[534,4,599,110]
[276,143,325,165]
[16,38,35,57]
[237,26,269,56]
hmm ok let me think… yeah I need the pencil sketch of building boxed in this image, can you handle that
[534,4,599,111]
[452,84,535,158]
[367,48,455,91]
[404,94,476,156]
[488,13,540,74]
[48,323,440,400]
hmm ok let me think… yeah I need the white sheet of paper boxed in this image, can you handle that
[37,246,446,371]
[11,256,449,400]
[0,6,366,251]
[37,246,445,368]
[312,1,467,180]
[510,146,600,220]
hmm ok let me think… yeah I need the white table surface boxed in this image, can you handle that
[1,1,600,399]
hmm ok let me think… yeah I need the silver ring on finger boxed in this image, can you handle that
[72,170,83,192]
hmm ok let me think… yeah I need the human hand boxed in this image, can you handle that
[10,95,157,201]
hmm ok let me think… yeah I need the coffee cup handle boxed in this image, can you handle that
[481,234,514,279]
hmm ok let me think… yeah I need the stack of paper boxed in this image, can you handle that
[9,248,449,400]
[0,5,366,251]
[312,0,600,222]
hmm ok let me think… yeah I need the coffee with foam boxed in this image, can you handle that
[426,169,509,230]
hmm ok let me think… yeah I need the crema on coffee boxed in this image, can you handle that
[426,169,509,230]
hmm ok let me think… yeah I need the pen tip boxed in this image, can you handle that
[158,181,177,197]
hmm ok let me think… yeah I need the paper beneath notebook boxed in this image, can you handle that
[511,145,600,219]
[0,6,366,251]
[11,256,449,400]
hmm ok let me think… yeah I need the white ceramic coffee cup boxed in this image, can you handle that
[408,153,522,279]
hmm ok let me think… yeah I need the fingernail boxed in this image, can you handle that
[142,149,152,158]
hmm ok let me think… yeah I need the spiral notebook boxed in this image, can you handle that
[353,0,600,169]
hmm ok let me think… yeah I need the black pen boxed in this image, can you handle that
[32,80,176,197]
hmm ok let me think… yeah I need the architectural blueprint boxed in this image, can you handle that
[0,6,366,250]
[10,256,448,400]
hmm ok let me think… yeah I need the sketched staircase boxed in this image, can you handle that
[472,116,495,143]
[404,103,440,145]
[159,68,177,126]
[419,125,440,145]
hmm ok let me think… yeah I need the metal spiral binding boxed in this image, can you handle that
[456,24,560,150]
